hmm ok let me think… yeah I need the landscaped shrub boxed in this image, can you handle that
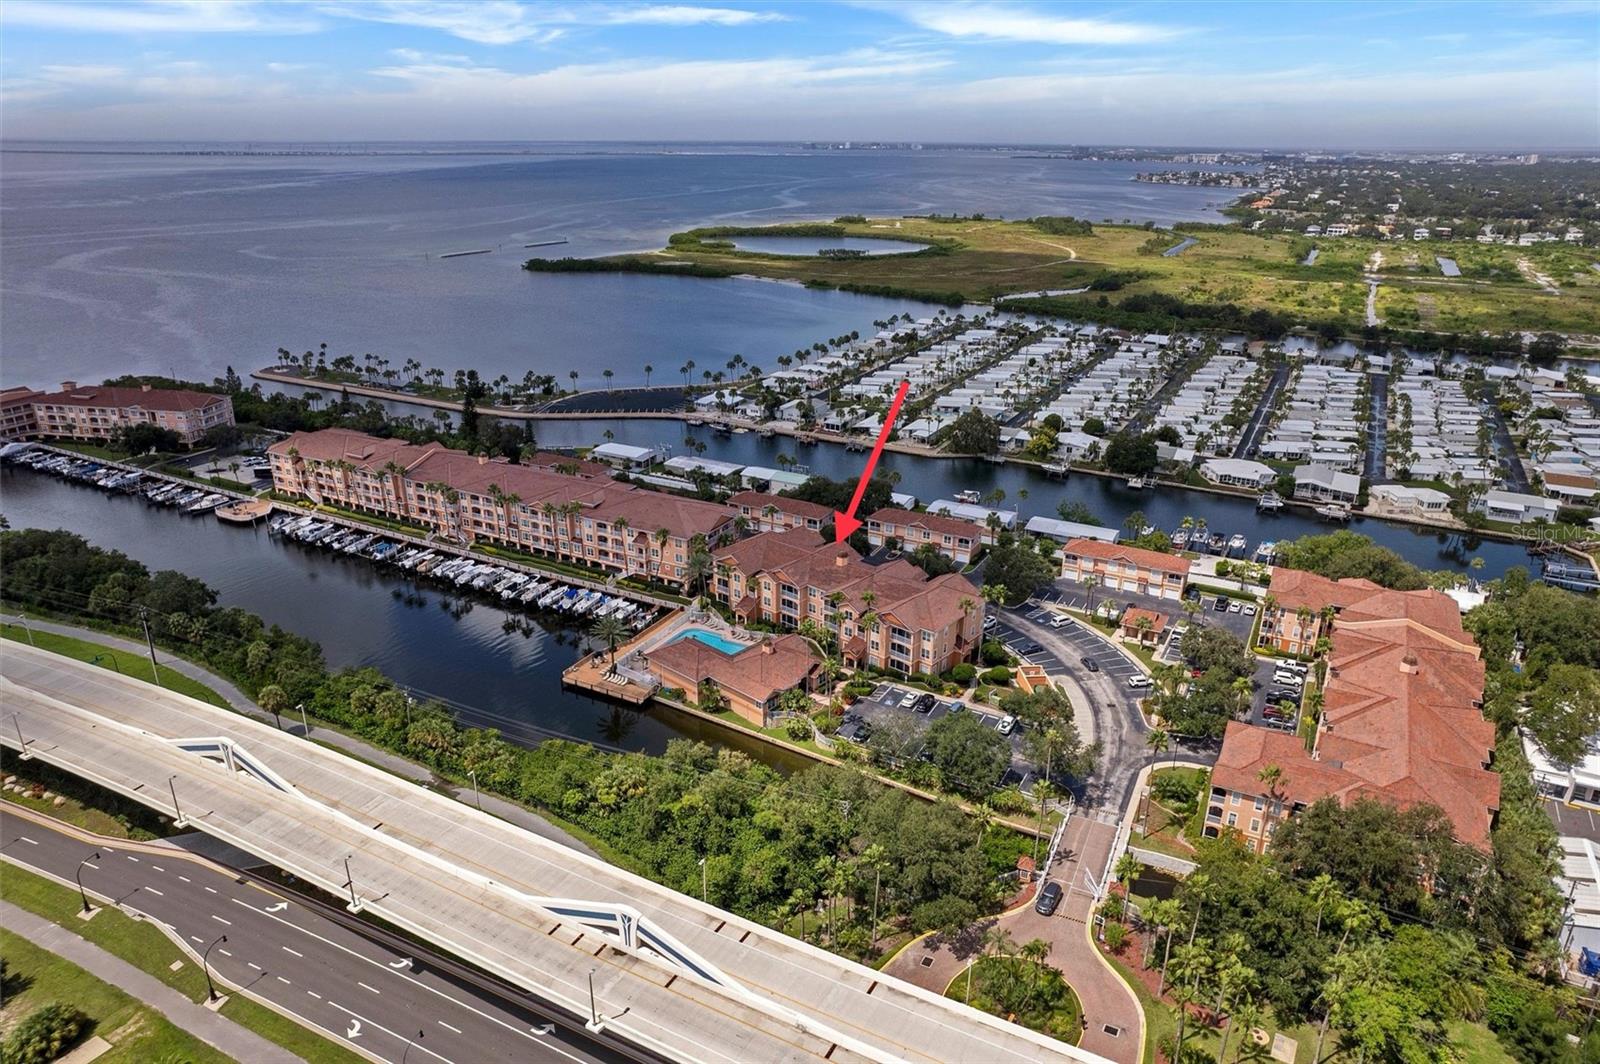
[981,640,1010,666]
[949,663,977,684]
[1102,922,1128,953]
[981,666,1012,685]
[2,1003,87,1064]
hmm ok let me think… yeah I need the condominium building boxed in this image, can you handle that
[728,491,832,534]
[643,634,820,727]
[2,382,235,446]
[1255,569,1462,657]
[710,528,981,676]
[864,507,984,564]
[1058,538,1191,601]
[1212,579,1497,853]
[268,429,735,589]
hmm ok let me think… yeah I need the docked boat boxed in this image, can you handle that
[953,489,981,504]
[1254,541,1277,563]
[1256,490,1284,512]
[1227,533,1248,554]
[1314,504,1352,522]
[1171,529,1189,550]
[1125,477,1146,490]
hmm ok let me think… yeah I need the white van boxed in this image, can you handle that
[1127,675,1153,690]
[1273,670,1303,687]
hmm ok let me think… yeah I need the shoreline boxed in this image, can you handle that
[252,366,1577,559]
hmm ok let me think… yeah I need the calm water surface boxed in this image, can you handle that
[0,466,811,766]
[1,142,1249,389]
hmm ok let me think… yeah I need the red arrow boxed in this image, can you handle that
[834,379,910,543]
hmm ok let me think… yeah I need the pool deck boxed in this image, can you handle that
[562,607,769,704]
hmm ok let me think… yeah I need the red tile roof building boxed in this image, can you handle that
[728,491,832,534]
[710,528,982,676]
[268,429,735,589]
[1059,538,1191,601]
[644,634,819,727]
[1255,569,1461,656]
[2,382,234,446]
[865,507,984,564]
[1209,579,1498,852]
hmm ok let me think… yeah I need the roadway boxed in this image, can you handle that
[0,806,637,1064]
[1365,370,1389,484]
[1233,363,1290,460]
[0,641,1103,1064]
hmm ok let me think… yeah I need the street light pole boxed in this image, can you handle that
[343,856,360,912]
[167,774,185,827]
[699,856,707,901]
[297,703,310,737]
[468,769,481,810]
[137,605,161,686]
[12,714,30,760]
[586,968,604,1032]
[401,1029,425,1064]
[203,933,228,1001]
[75,851,100,913]
[90,653,123,675]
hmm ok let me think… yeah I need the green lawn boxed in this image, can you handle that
[0,927,234,1064]
[1,863,364,1064]
[2,624,228,707]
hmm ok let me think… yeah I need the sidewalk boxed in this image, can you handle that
[1,614,598,858]
[0,900,305,1064]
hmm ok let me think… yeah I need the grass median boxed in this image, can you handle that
[3,623,229,708]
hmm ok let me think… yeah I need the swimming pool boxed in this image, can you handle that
[670,628,747,655]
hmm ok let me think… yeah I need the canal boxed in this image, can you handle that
[527,418,1541,579]
[0,467,815,769]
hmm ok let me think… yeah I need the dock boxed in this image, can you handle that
[215,498,272,523]
[438,248,493,259]
[561,652,659,704]
[523,238,569,249]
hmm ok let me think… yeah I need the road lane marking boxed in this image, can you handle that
[307,990,321,1000]
[177,875,190,883]
[277,976,292,985]
[210,915,231,926]
[437,1021,461,1034]
[248,962,262,970]
[126,855,139,862]
[152,864,165,872]
[16,836,37,845]
[218,949,232,957]
[190,935,205,944]
[204,886,218,894]
[327,1002,453,1064]
[358,981,380,995]
[144,887,164,896]
[282,946,303,957]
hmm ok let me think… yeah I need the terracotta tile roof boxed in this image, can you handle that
[648,634,818,705]
[1062,538,1191,576]
[867,507,982,541]
[729,491,833,521]
[35,384,227,413]
[1216,572,1499,849]
[1122,606,1167,630]
[270,429,733,540]
[1,387,43,409]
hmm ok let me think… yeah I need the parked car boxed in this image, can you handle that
[1262,704,1290,721]
[1243,604,1257,616]
[899,690,920,708]
[1035,880,1063,916]
[1228,601,1243,613]
[998,715,1018,736]
[1049,614,1073,629]
[1273,672,1303,688]
[1128,675,1153,690]
[1018,641,1043,655]
[913,693,937,714]
[1083,658,1099,672]
[1213,596,1229,612]
[1268,688,1300,703]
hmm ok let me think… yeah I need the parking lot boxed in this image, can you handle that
[1003,602,1146,685]
[1248,656,1308,732]
[838,681,1039,792]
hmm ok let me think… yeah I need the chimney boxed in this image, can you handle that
[1399,652,1420,675]
[141,383,152,392]
[477,454,488,465]
[761,638,775,655]
[61,381,77,392]
[834,551,849,567]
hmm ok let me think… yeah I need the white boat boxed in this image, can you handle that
[1256,490,1284,512]
[1227,533,1247,553]
[1125,477,1146,490]
[953,489,981,504]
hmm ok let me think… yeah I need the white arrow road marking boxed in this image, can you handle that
[388,956,413,970]
[266,902,288,913]
[328,1003,454,1064]
[532,1024,555,1036]
[346,1019,362,1039]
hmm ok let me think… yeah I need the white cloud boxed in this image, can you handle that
[601,6,788,26]
[888,2,1184,45]
[315,1,563,45]
[0,1,321,35]
[38,64,128,84]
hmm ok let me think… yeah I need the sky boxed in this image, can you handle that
[2,1,1597,149]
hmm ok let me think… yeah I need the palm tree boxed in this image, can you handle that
[1115,851,1142,886]
[643,363,654,387]
[1146,727,1170,763]
[1255,763,1283,804]
[1307,873,1340,936]
[1083,573,1102,616]
[591,614,630,663]
[603,369,615,390]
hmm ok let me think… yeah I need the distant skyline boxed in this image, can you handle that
[2,1,1597,149]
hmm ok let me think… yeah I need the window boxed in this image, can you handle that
[1226,813,1238,826]
[1249,819,1261,834]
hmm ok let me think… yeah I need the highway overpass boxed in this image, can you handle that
[1,642,1106,1064]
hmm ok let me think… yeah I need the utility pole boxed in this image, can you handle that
[586,968,605,1032]
[297,703,310,737]
[167,774,185,827]
[700,856,708,902]
[343,856,360,912]
[75,851,100,913]
[137,606,161,686]
[203,933,228,1001]
[468,769,481,810]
